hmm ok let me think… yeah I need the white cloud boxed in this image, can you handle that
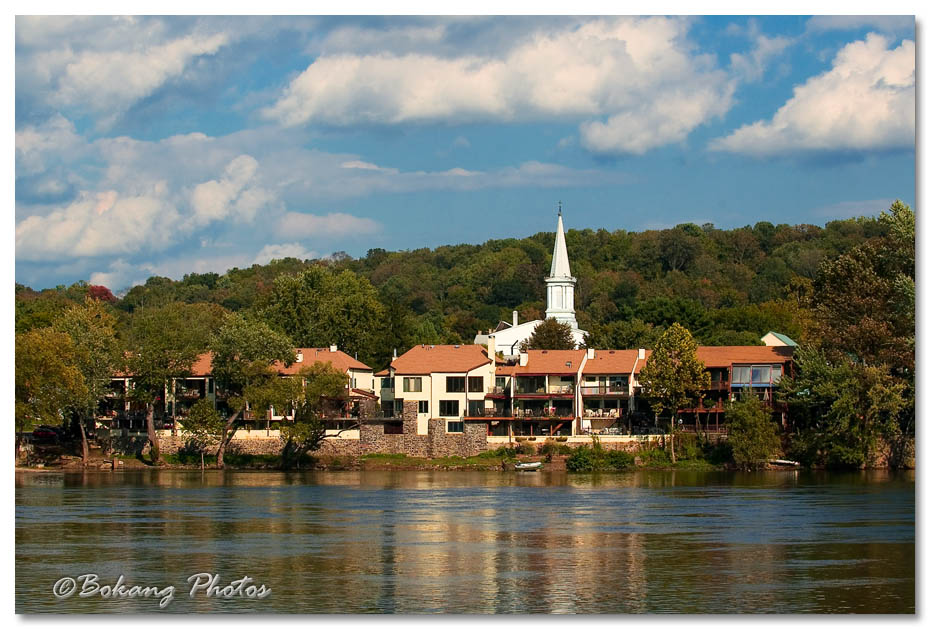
[252,243,319,265]
[15,114,84,176]
[710,34,914,156]
[17,17,230,122]
[729,32,792,82]
[275,212,380,239]
[265,17,734,155]
[189,155,273,227]
[16,187,183,261]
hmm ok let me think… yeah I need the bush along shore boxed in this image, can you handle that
[18,433,805,473]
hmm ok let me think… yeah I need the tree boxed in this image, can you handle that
[636,323,710,462]
[127,303,217,465]
[779,346,907,468]
[280,362,352,469]
[259,266,386,366]
[209,313,296,468]
[181,399,226,470]
[726,395,781,470]
[15,329,87,444]
[54,298,122,463]
[521,318,576,350]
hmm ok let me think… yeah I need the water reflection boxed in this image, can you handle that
[16,469,914,613]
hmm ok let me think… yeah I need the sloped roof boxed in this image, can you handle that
[190,352,214,376]
[275,348,371,375]
[511,349,587,375]
[582,349,640,374]
[391,344,491,375]
[764,331,799,346]
[635,346,793,372]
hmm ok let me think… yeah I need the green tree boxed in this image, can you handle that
[779,346,907,468]
[726,395,781,470]
[636,323,710,462]
[15,329,87,443]
[54,298,122,463]
[181,399,226,470]
[209,313,296,468]
[520,318,576,350]
[280,362,351,469]
[127,303,217,465]
[260,266,386,366]
[584,318,663,350]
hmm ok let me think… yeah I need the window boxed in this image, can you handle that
[446,376,465,393]
[381,401,394,417]
[381,377,394,389]
[732,366,751,385]
[418,400,429,414]
[751,366,772,385]
[772,365,783,383]
[495,376,506,388]
[447,421,464,433]
[468,376,483,393]
[468,400,483,416]
[609,375,628,390]
[439,400,459,417]
[403,377,422,392]
[208,379,214,394]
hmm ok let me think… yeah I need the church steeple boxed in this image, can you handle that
[545,207,578,328]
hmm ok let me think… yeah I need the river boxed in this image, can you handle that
[15,469,914,614]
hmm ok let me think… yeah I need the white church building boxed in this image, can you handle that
[474,211,587,356]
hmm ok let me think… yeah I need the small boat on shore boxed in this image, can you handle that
[769,459,800,467]
[515,462,543,471]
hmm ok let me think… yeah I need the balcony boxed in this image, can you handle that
[708,381,730,391]
[486,385,508,395]
[580,385,628,396]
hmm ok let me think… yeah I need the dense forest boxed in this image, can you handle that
[15,201,916,468]
[15,211,891,368]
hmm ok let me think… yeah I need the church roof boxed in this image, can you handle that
[548,212,573,278]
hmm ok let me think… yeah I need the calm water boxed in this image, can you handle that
[15,469,914,614]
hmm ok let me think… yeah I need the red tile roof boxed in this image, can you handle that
[510,350,587,375]
[391,344,491,375]
[634,346,793,373]
[274,348,371,375]
[582,349,640,374]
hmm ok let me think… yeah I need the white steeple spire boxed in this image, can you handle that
[545,205,578,329]
[549,207,572,278]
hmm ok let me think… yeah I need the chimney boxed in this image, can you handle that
[513,310,519,327]
[638,348,646,360]
[587,348,595,359]
[519,352,528,367]
[296,350,303,363]
[329,345,337,353]
[488,335,497,368]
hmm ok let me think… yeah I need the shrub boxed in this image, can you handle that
[556,436,568,442]
[566,446,596,472]
[516,442,537,455]
[515,436,527,442]
[605,449,635,469]
[675,433,702,461]
[638,447,671,466]
[540,440,573,456]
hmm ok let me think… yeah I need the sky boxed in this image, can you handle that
[13,14,917,291]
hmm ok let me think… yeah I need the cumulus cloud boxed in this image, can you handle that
[15,114,84,176]
[806,16,914,36]
[16,187,183,261]
[729,31,792,82]
[265,17,734,155]
[252,243,319,265]
[17,16,230,123]
[189,155,273,227]
[275,212,380,239]
[710,34,914,156]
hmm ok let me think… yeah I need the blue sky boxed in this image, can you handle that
[14,14,916,290]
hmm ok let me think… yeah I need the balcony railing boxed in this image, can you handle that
[486,386,508,395]
[580,385,628,396]
[708,381,730,390]
[514,408,575,419]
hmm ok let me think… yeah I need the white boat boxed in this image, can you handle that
[514,462,543,471]
[769,459,800,467]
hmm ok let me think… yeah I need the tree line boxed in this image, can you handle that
[15,201,915,468]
